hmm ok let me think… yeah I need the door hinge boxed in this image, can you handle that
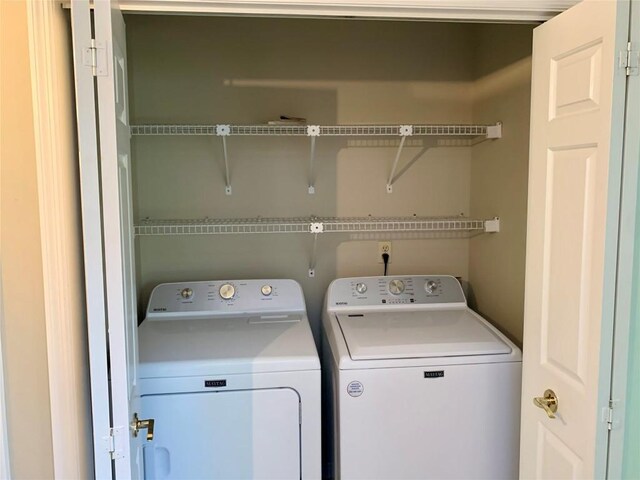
[620,42,639,76]
[103,426,125,460]
[82,39,108,77]
[603,399,619,431]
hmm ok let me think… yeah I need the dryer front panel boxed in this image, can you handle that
[141,388,300,479]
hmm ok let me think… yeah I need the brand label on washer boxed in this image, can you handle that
[347,381,364,397]
[424,370,444,378]
[205,379,227,388]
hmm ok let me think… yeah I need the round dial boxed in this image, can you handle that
[261,285,273,296]
[219,283,236,300]
[181,288,193,299]
[355,282,367,294]
[388,279,405,295]
[424,280,438,294]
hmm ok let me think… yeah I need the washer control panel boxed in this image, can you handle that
[146,279,305,319]
[328,275,465,308]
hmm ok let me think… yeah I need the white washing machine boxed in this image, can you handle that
[138,279,321,480]
[322,275,522,480]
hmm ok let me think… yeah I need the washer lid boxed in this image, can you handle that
[138,314,320,378]
[336,309,511,360]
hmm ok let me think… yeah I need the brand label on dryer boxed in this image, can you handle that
[424,371,444,378]
[347,381,364,397]
[204,379,227,388]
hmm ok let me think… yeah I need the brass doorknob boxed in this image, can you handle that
[131,413,155,441]
[533,389,558,418]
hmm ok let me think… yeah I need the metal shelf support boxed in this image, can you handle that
[307,125,320,194]
[386,125,413,193]
[216,125,232,195]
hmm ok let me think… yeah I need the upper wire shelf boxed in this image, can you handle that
[130,122,502,196]
[130,123,499,137]
[134,216,500,236]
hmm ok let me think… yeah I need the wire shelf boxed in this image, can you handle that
[134,216,494,236]
[130,124,494,137]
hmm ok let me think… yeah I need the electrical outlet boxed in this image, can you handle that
[378,241,392,263]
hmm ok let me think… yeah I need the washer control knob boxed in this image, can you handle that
[355,282,367,294]
[181,288,193,299]
[388,279,405,295]
[219,283,236,300]
[425,280,438,294]
[261,285,273,296]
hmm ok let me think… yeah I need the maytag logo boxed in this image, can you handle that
[205,379,227,388]
[424,371,445,378]
[152,307,167,312]
[336,301,348,305]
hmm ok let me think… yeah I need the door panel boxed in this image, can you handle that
[69,1,112,477]
[521,1,629,478]
[542,145,596,386]
[537,424,584,478]
[94,0,142,477]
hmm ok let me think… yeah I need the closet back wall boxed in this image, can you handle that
[127,15,479,340]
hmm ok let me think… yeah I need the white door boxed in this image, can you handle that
[71,0,143,478]
[520,1,630,478]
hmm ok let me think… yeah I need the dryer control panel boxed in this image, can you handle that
[327,275,466,309]
[146,279,306,319]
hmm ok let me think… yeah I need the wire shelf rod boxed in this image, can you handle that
[130,123,501,138]
[134,216,499,236]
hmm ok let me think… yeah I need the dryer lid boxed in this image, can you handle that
[336,309,511,360]
[138,314,320,378]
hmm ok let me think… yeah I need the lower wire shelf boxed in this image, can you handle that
[134,216,500,236]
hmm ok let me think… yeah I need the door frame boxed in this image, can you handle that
[24,0,94,478]
[40,0,640,471]
[63,0,580,22]
[606,1,640,476]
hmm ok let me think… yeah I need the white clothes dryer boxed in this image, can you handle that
[138,279,321,480]
[322,275,521,480]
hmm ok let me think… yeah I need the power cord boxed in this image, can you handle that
[382,253,389,276]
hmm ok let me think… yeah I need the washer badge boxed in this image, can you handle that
[347,381,364,397]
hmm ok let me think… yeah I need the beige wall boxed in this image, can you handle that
[0,0,55,477]
[127,16,478,337]
[469,24,535,345]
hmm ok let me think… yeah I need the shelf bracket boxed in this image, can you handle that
[308,222,324,277]
[216,124,232,195]
[484,217,500,233]
[307,126,320,194]
[387,125,413,193]
[485,122,502,139]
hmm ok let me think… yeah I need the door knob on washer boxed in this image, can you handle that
[533,389,558,418]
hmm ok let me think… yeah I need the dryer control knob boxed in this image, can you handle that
[219,283,236,300]
[261,285,273,296]
[425,280,438,294]
[388,279,405,295]
[355,282,367,294]
[180,288,193,299]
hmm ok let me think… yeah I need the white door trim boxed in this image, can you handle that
[64,0,579,22]
[26,1,93,478]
